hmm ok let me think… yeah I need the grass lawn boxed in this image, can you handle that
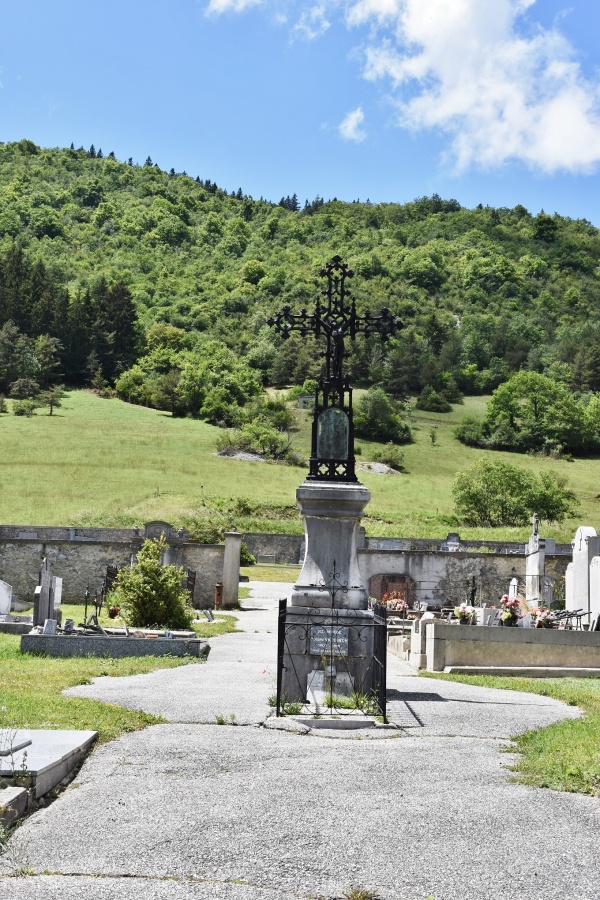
[57,603,239,640]
[0,389,598,541]
[241,564,301,582]
[425,672,600,796]
[0,634,194,744]
[0,612,238,744]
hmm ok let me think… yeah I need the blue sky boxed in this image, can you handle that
[1,0,600,222]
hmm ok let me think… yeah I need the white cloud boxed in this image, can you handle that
[205,0,263,15]
[293,5,331,40]
[339,106,367,142]
[203,0,600,173]
[357,0,600,173]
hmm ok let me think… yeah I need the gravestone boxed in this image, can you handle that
[0,581,11,616]
[33,558,53,627]
[566,526,600,613]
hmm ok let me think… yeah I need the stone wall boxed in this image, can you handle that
[358,549,549,607]
[242,533,304,565]
[0,525,223,609]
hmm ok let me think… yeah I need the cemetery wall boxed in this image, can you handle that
[0,526,223,608]
[0,525,570,610]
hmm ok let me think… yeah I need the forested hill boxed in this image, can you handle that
[1,138,600,401]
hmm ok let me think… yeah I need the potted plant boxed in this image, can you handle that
[500,594,521,626]
[454,602,475,624]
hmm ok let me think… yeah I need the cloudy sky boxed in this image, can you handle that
[1,0,599,221]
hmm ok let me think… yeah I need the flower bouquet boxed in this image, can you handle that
[535,608,556,628]
[500,594,521,625]
[454,602,475,624]
[382,592,409,613]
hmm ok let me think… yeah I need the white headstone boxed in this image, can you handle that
[0,581,12,616]
[589,557,600,622]
[51,576,62,618]
[569,527,600,613]
[508,578,518,600]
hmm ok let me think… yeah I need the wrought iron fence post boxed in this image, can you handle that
[276,597,287,717]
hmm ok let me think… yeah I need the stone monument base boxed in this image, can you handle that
[279,605,376,706]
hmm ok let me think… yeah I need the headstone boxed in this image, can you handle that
[0,581,11,616]
[567,526,600,613]
[51,576,62,624]
[508,577,518,600]
[589,557,600,622]
[34,558,52,627]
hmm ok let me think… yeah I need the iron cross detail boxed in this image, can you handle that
[268,255,403,483]
[267,255,401,384]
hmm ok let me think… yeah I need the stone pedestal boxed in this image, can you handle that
[291,480,371,610]
[278,480,380,707]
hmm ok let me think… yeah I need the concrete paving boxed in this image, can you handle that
[1,584,598,900]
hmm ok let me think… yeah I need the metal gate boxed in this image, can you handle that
[276,598,387,722]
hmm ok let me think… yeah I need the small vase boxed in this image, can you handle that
[459,618,469,625]
[503,617,518,627]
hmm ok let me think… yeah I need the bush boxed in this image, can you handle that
[111,535,193,629]
[354,387,412,444]
[415,387,452,413]
[240,541,256,566]
[13,399,38,417]
[372,442,405,471]
[452,458,579,527]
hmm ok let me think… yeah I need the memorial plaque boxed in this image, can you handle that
[317,408,349,460]
[309,624,349,656]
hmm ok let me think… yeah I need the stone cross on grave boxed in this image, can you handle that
[268,255,402,481]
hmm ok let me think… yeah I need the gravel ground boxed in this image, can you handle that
[1,584,596,900]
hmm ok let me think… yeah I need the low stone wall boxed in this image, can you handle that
[0,526,224,609]
[423,621,600,671]
[242,533,304,565]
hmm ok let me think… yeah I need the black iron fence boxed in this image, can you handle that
[276,598,387,722]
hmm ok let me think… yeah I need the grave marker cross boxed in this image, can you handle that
[268,255,403,482]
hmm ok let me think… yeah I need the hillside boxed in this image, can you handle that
[0,390,596,543]
[1,139,600,400]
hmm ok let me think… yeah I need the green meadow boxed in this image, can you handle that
[0,389,597,542]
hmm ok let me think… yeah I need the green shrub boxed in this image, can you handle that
[13,399,38,417]
[415,387,452,412]
[372,442,404,471]
[240,541,256,566]
[111,534,193,629]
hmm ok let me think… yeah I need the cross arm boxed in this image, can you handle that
[267,304,320,340]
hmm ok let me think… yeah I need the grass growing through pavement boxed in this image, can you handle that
[424,673,600,796]
[0,389,598,541]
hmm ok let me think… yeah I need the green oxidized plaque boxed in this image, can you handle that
[317,407,349,460]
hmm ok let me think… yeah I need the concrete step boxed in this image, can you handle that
[443,666,600,678]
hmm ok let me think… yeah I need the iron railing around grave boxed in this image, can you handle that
[276,598,387,723]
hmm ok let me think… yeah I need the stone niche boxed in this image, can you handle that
[369,573,416,605]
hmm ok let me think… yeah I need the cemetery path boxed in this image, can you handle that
[1,585,597,900]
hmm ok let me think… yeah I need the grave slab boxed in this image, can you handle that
[20,634,210,659]
[0,730,97,799]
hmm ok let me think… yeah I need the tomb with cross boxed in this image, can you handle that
[269,256,401,707]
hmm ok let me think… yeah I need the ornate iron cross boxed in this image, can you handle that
[268,255,402,482]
